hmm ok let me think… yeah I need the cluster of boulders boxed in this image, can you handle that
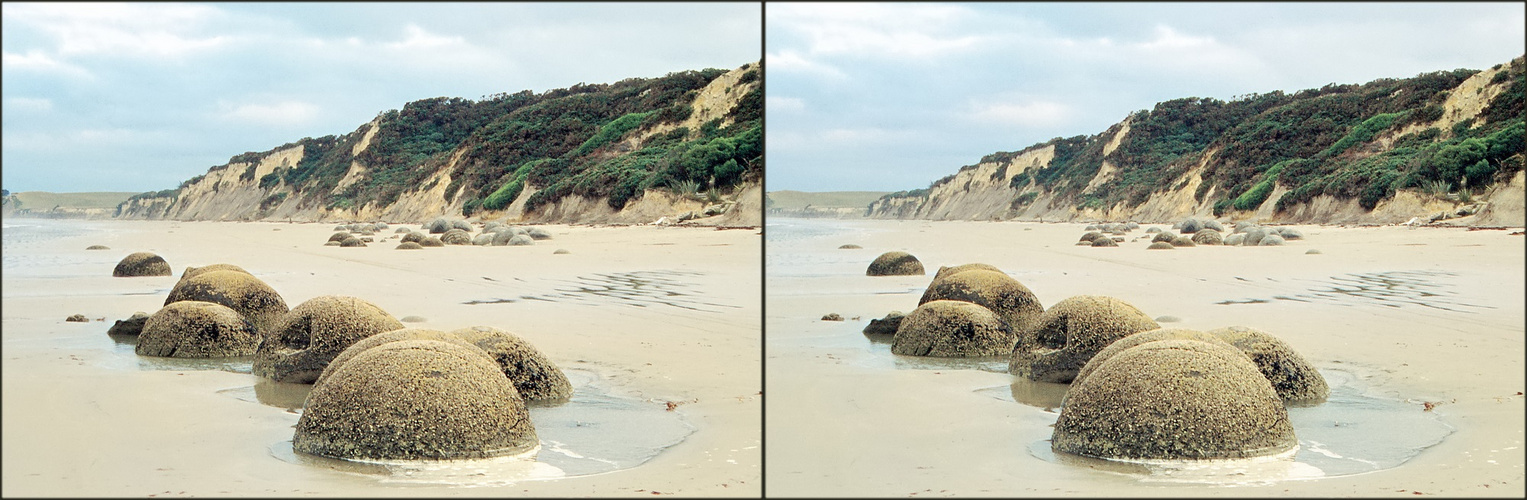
[860,252,1329,461]
[324,217,553,250]
[103,252,571,461]
[1074,217,1308,250]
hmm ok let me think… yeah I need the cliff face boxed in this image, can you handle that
[868,56,1525,227]
[118,61,762,226]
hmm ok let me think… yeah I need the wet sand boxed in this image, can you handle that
[765,218,1524,497]
[1,218,760,496]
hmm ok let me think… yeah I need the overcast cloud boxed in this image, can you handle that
[765,2,1526,193]
[2,2,760,193]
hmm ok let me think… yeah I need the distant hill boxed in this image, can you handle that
[766,190,890,210]
[3,191,137,218]
[869,56,1525,227]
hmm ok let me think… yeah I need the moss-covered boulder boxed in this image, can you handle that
[1072,328,1238,386]
[327,232,351,243]
[420,236,445,247]
[1191,230,1223,245]
[1146,241,1175,250]
[395,242,423,250]
[339,236,365,247]
[1090,237,1118,247]
[1208,326,1329,403]
[107,311,151,336]
[401,231,427,243]
[862,311,905,336]
[179,263,251,283]
[113,252,172,277]
[293,339,537,460]
[892,300,1013,357]
[137,301,260,358]
[1151,232,1175,243]
[164,270,288,335]
[1052,339,1296,460]
[1010,295,1160,383]
[1079,231,1104,243]
[918,269,1044,333]
[1169,236,1196,247]
[867,251,925,276]
[453,326,574,403]
[253,295,405,384]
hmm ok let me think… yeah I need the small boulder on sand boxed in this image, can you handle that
[862,311,905,335]
[113,252,172,277]
[107,311,152,336]
[866,251,925,276]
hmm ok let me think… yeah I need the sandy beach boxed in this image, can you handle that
[1,218,760,497]
[764,217,1524,497]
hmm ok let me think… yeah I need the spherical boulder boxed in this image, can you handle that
[892,300,1013,357]
[420,236,445,247]
[1010,295,1160,383]
[136,301,260,358]
[453,326,574,403]
[1208,326,1329,403]
[179,263,251,283]
[395,242,424,250]
[1169,236,1196,247]
[1258,234,1286,246]
[395,227,411,234]
[441,228,472,245]
[1079,231,1104,243]
[1151,232,1175,243]
[113,252,172,277]
[1243,226,1271,246]
[1052,339,1296,460]
[1146,241,1175,250]
[866,251,924,276]
[107,311,151,336]
[339,236,365,247]
[490,231,515,246]
[1145,227,1162,234]
[526,227,553,240]
[401,231,427,243]
[918,263,1004,302]
[839,244,863,249]
[164,270,288,335]
[425,217,452,234]
[1072,328,1238,386]
[507,234,534,246]
[1179,218,1203,234]
[293,340,538,461]
[1090,237,1118,247]
[472,233,492,246]
[86,245,110,250]
[1191,230,1223,245]
[918,269,1044,333]
[1277,227,1304,240]
[450,220,473,232]
[1224,233,1248,246]
[327,232,351,243]
[254,295,405,384]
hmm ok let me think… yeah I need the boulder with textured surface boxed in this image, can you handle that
[137,301,260,358]
[113,252,172,277]
[453,326,574,403]
[1010,295,1160,383]
[1072,328,1238,386]
[293,340,538,460]
[862,311,905,335]
[254,295,404,384]
[164,270,288,335]
[866,251,924,276]
[918,269,1043,333]
[1052,339,1296,460]
[1208,326,1329,403]
[892,300,1014,357]
[107,311,152,336]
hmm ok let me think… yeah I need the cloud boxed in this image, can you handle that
[966,98,1071,128]
[770,3,985,59]
[766,50,847,80]
[0,50,92,78]
[3,2,234,60]
[3,97,54,112]
[385,24,466,50]
[766,96,806,114]
[219,100,321,127]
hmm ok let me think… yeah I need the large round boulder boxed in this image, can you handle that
[441,228,472,245]
[919,263,1005,302]
[1151,232,1175,243]
[1146,241,1175,250]
[164,270,288,335]
[1169,236,1196,247]
[892,300,1014,357]
[420,236,445,247]
[866,251,924,276]
[293,340,538,461]
[253,295,405,384]
[453,326,574,403]
[1208,326,1329,403]
[917,269,1044,333]
[425,217,452,234]
[1010,295,1160,383]
[1224,233,1248,246]
[136,301,260,358]
[526,227,553,240]
[1191,230,1223,245]
[1052,339,1297,460]
[179,263,251,283]
[1072,328,1238,386]
[401,231,428,243]
[113,252,172,277]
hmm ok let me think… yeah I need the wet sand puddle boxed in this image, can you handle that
[100,335,695,486]
[1218,270,1494,312]
[463,270,741,313]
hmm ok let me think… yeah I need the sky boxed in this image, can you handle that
[1,2,761,193]
[765,2,1527,193]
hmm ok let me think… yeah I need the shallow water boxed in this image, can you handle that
[464,269,743,313]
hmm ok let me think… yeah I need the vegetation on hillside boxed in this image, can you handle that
[877,56,1526,216]
[125,62,762,217]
